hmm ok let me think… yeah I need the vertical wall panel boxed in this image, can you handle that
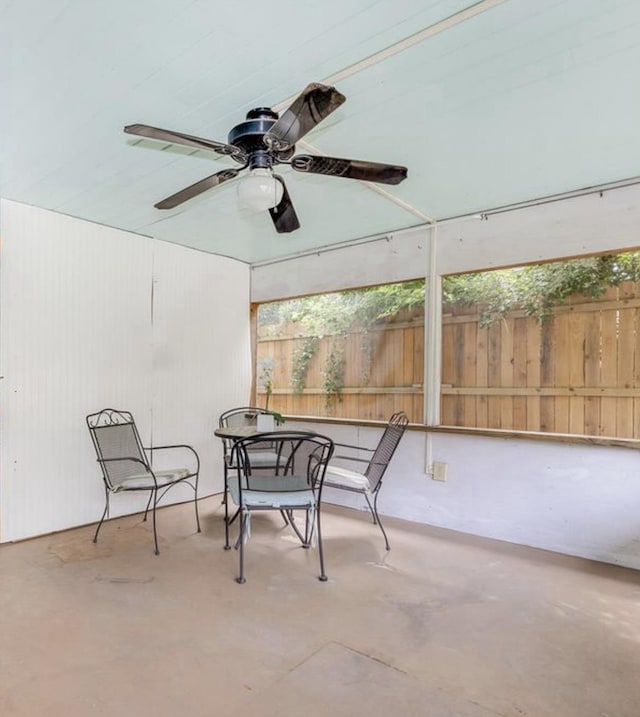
[0,201,153,540]
[0,200,251,542]
[150,242,251,499]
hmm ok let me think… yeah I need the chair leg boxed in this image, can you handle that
[372,492,390,551]
[143,492,153,522]
[152,490,160,555]
[223,473,231,550]
[283,509,307,546]
[304,509,311,548]
[303,507,317,548]
[363,492,378,525]
[194,479,201,533]
[93,491,110,543]
[316,504,327,582]
[236,511,247,584]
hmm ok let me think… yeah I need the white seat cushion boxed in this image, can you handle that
[113,468,190,492]
[229,474,314,508]
[323,465,371,492]
[239,489,315,509]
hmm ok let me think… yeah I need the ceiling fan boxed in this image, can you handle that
[124,83,408,233]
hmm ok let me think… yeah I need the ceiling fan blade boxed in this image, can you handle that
[264,83,346,152]
[268,176,300,233]
[124,123,246,161]
[155,167,243,210]
[291,154,407,186]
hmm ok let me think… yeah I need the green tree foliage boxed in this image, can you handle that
[260,280,425,336]
[443,252,640,325]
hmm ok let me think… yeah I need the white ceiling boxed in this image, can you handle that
[2,0,640,263]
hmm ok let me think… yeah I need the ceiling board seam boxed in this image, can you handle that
[273,0,510,113]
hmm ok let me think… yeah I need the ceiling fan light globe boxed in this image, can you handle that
[237,169,283,212]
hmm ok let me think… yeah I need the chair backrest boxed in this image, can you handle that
[364,411,409,492]
[86,408,149,490]
[219,406,279,455]
[231,431,334,497]
[219,406,275,430]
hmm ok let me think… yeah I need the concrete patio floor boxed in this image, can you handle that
[1,496,639,716]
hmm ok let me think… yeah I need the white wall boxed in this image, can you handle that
[251,230,427,301]
[288,422,640,570]
[0,200,250,542]
[252,183,640,570]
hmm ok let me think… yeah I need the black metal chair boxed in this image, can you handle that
[86,408,201,555]
[228,431,334,584]
[218,406,283,549]
[323,411,409,550]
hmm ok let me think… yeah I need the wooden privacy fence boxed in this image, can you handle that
[258,281,640,438]
[257,313,424,422]
[441,281,640,438]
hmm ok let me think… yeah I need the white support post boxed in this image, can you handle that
[423,222,441,473]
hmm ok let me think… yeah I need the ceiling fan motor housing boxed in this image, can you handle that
[227,107,294,166]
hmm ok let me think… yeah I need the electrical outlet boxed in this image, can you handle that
[432,461,447,481]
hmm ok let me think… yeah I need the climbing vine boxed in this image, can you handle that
[323,340,346,411]
[359,332,376,386]
[291,337,319,394]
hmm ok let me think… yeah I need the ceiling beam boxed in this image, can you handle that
[297,138,435,223]
[274,0,510,113]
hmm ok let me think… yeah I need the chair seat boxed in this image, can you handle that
[323,465,371,493]
[113,468,190,492]
[229,473,313,508]
[238,488,315,509]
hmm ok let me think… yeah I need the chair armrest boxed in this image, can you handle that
[99,456,149,468]
[145,444,200,475]
[332,441,375,465]
[332,454,370,464]
[333,441,375,453]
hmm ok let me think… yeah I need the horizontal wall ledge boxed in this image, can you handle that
[428,424,640,449]
[283,414,640,450]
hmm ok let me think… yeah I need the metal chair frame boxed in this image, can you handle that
[324,411,409,550]
[229,431,334,584]
[218,406,283,549]
[86,408,201,555]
